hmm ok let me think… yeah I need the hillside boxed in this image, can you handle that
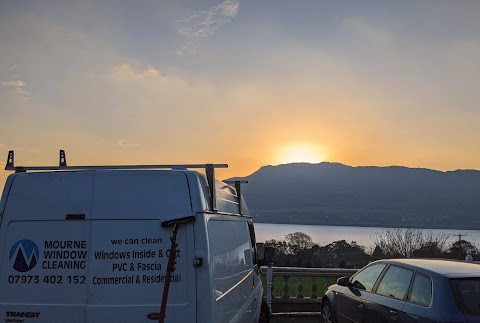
[228,163,480,229]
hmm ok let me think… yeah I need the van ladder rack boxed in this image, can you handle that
[4,150,227,212]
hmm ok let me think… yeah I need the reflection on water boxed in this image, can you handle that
[254,223,480,248]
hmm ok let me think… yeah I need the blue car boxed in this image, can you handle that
[322,259,480,323]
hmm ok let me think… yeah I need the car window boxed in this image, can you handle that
[450,278,480,315]
[350,264,386,292]
[409,274,432,307]
[376,265,413,300]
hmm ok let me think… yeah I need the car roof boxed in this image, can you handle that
[378,259,480,278]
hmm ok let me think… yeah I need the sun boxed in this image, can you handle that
[274,143,326,164]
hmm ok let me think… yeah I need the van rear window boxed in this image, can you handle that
[450,278,480,315]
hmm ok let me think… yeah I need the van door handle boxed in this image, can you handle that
[358,303,363,309]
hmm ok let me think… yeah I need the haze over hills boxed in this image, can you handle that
[228,163,480,230]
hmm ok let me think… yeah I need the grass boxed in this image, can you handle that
[261,275,338,298]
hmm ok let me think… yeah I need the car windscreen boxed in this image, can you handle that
[450,278,480,315]
[350,263,386,292]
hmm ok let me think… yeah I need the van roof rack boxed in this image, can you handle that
[5,150,228,212]
[224,180,248,214]
[5,150,227,172]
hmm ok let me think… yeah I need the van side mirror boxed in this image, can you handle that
[264,246,275,265]
[257,245,275,267]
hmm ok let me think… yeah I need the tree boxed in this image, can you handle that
[284,232,315,267]
[411,232,449,258]
[285,232,314,255]
[264,239,288,255]
[372,228,449,258]
[446,240,477,260]
[316,240,371,268]
[262,233,372,267]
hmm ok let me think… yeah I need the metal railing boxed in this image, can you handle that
[261,266,358,312]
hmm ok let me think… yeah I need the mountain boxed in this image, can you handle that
[228,163,480,229]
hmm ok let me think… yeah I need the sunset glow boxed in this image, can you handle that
[1,2,480,187]
[274,144,326,165]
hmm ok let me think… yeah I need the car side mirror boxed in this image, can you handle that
[337,276,351,287]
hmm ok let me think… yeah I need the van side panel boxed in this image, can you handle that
[207,217,258,323]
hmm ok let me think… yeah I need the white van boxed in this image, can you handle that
[0,151,270,323]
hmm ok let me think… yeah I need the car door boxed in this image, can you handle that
[400,273,436,323]
[335,263,387,323]
[365,265,413,322]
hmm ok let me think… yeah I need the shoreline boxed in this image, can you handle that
[253,223,480,248]
[252,220,480,231]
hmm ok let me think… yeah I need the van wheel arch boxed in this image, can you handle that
[258,300,270,323]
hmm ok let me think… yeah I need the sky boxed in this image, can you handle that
[1,0,480,188]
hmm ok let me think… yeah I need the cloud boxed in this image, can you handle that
[116,140,140,148]
[100,138,140,149]
[0,66,30,103]
[1,80,26,87]
[110,64,159,81]
[176,0,240,56]
[341,18,393,50]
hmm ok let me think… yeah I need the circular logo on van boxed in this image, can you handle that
[9,240,40,272]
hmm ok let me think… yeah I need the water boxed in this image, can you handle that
[254,223,480,248]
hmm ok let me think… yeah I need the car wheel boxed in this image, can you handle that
[321,300,335,323]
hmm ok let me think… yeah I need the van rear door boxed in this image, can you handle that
[0,172,93,323]
[88,170,196,323]
[0,170,196,323]
[87,220,194,323]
